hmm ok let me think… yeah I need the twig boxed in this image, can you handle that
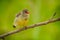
[0,12,60,39]
[0,17,60,39]
[49,12,56,20]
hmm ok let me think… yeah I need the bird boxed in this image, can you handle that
[13,9,30,28]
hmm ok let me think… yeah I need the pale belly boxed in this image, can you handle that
[16,19,28,27]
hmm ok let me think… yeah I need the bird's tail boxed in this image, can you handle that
[13,25,16,28]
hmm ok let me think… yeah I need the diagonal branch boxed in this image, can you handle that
[49,12,56,20]
[0,17,60,39]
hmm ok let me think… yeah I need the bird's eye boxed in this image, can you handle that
[25,11,28,13]
[23,9,29,14]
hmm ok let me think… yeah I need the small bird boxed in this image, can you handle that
[13,9,29,28]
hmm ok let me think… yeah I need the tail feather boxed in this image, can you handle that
[13,25,16,28]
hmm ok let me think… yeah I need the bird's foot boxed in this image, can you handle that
[24,26,27,29]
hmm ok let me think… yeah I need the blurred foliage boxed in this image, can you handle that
[0,0,60,40]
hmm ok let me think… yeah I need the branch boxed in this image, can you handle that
[49,12,56,20]
[0,17,60,39]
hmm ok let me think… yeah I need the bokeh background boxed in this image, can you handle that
[0,0,60,40]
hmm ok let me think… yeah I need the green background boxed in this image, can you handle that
[0,0,60,40]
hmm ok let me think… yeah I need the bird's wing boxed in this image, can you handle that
[16,12,21,17]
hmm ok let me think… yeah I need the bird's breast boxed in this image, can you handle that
[16,17,28,26]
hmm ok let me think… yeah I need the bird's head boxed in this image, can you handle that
[23,9,29,14]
